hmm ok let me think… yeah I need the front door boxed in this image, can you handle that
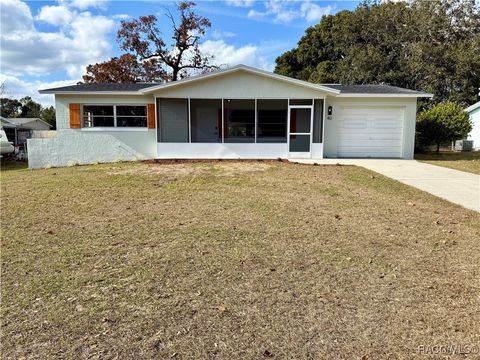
[193,108,219,142]
[288,105,313,158]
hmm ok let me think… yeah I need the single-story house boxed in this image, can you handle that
[29,65,432,169]
[466,101,480,151]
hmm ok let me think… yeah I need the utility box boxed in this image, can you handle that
[454,140,473,151]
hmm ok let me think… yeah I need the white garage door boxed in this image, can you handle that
[337,107,404,158]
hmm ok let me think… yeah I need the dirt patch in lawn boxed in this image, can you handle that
[1,161,479,359]
[106,160,274,179]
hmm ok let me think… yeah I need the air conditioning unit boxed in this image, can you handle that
[454,140,473,152]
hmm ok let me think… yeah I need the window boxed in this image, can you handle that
[82,105,114,127]
[257,100,287,143]
[116,106,147,127]
[224,99,255,143]
[82,105,147,128]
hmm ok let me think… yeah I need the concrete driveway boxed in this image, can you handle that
[289,159,480,212]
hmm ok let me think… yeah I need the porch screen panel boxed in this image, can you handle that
[313,99,324,143]
[158,98,188,143]
[257,100,288,143]
[224,99,255,143]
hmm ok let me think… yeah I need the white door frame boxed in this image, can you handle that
[287,104,314,158]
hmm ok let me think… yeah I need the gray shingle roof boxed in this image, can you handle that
[7,118,42,124]
[38,65,430,97]
[39,83,159,93]
[40,82,429,95]
[322,84,426,95]
[1,117,52,129]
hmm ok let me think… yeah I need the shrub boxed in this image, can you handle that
[416,102,472,153]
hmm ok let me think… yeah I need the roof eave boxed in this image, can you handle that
[30,119,53,128]
[465,102,480,113]
[38,90,146,95]
[336,93,433,98]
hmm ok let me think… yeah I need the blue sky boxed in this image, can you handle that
[1,0,360,105]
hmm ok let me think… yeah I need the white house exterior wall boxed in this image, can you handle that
[156,143,288,159]
[323,97,418,159]
[28,94,156,168]
[150,71,328,99]
[149,72,329,161]
[54,94,154,130]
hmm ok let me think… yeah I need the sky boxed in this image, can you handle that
[0,0,360,105]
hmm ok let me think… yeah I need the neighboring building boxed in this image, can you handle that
[466,101,480,151]
[29,65,432,169]
[1,116,52,160]
[1,117,52,146]
[0,116,15,129]
[4,118,52,131]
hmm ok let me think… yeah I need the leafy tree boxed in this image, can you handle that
[416,102,472,153]
[83,54,159,83]
[0,98,22,118]
[19,96,42,118]
[84,2,218,83]
[275,0,480,106]
[0,83,54,126]
[41,106,56,129]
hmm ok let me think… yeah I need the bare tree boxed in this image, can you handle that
[84,2,219,83]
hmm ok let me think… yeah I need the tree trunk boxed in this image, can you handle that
[436,143,440,154]
[171,67,179,81]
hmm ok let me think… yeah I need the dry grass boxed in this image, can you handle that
[106,160,271,179]
[1,161,479,359]
[416,151,480,174]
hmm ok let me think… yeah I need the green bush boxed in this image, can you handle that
[416,102,472,153]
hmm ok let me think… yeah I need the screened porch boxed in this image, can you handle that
[156,98,324,159]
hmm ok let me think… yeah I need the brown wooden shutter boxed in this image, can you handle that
[69,103,81,128]
[147,104,156,129]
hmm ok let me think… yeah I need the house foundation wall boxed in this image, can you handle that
[157,143,293,159]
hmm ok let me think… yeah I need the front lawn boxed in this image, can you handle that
[415,151,480,174]
[2,161,479,359]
